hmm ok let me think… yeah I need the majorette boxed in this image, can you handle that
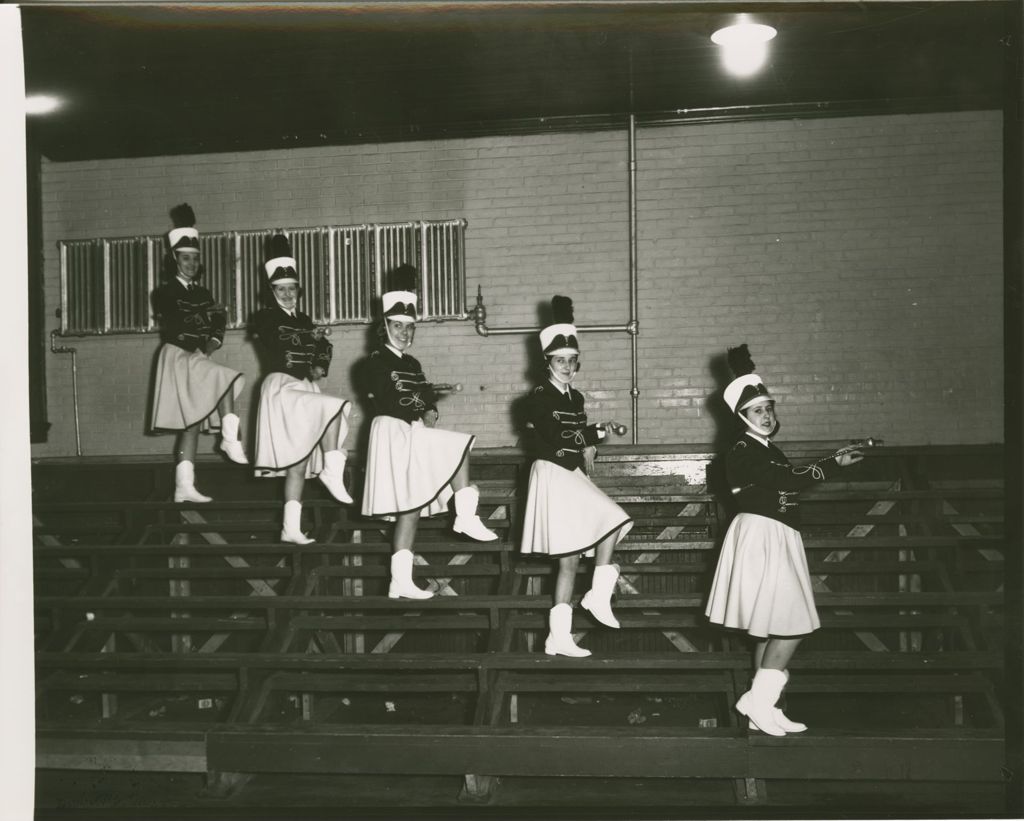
[150,202,247,504]
[519,295,633,657]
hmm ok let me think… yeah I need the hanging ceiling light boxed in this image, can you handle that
[710,15,777,78]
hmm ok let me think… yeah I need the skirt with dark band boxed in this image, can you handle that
[254,372,350,479]
[361,415,473,519]
[151,344,244,432]
[519,459,633,558]
[705,512,820,638]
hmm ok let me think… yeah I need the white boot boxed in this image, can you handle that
[280,500,314,545]
[388,549,433,600]
[756,669,807,733]
[581,564,621,629]
[318,450,353,504]
[736,668,787,736]
[173,460,212,503]
[544,603,591,658]
[218,413,249,464]
[452,486,498,542]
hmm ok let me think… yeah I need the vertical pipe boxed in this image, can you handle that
[119,241,126,329]
[51,330,82,456]
[70,347,81,455]
[234,233,243,327]
[77,245,86,331]
[328,227,337,323]
[59,243,68,334]
[420,222,430,319]
[373,225,383,302]
[459,221,467,316]
[147,239,156,331]
[628,113,639,444]
[102,240,111,333]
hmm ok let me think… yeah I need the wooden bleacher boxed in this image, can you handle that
[32,443,1008,805]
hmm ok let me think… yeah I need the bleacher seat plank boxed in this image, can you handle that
[36,727,208,772]
[494,671,733,693]
[37,651,999,674]
[114,567,293,581]
[289,615,492,630]
[746,729,1003,782]
[81,617,268,631]
[207,724,749,778]
[38,672,239,692]
[264,671,478,693]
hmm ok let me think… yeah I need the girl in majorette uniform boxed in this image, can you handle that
[519,296,633,657]
[251,233,354,544]
[151,203,248,502]
[706,344,863,735]
[361,265,498,600]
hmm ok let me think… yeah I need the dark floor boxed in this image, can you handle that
[34,769,1009,821]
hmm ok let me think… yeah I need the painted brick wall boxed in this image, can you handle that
[33,110,1003,459]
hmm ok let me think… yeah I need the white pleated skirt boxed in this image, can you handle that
[151,344,244,432]
[361,415,473,519]
[705,512,820,638]
[253,372,350,478]
[520,459,633,558]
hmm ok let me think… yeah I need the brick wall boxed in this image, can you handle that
[33,110,1003,459]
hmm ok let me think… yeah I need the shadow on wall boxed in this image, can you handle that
[705,349,743,522]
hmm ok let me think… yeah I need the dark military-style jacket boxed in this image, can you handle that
[365,345,438,423]
[523,380,605,472]
[152,277,226,353]
[250,305,332,380]
[727,433,833,529]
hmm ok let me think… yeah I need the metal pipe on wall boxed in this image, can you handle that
[50,328,82,456]
[474,114,641,443]
[481,323,630,337]
[627,113,639,443]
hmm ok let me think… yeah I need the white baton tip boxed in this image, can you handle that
[85,612,95,621]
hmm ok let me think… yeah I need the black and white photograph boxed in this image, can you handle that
[4,1,1022,819]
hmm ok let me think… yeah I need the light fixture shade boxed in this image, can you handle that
[711,16,777,77]
[710,22,777,47]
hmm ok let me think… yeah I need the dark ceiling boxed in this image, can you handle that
[22,2,1013,162]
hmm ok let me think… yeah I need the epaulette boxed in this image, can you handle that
[733,439,748,450]
[532,385,545,395]
[370,350,381,358]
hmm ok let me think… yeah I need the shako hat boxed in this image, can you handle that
[723,344,773,414]
[168,203,200,254]
[381,264,419,322]
[539,295,579,357]
[264,233,298,285]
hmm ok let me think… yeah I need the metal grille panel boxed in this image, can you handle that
[288,228,330,324]
[106,238,152,332]
[373,223,417,310]
[330,226,372,322]
[61,241,104,334]
[197,234,235,323]
[421,220,467,319]
[57,220,468,335]
[236,231,267,327]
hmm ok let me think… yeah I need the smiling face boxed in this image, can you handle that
[742,398,777,435]
[386,318,416,351]
[548,353,579,384]
[175,249,201,281]
[272,282,299,313]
